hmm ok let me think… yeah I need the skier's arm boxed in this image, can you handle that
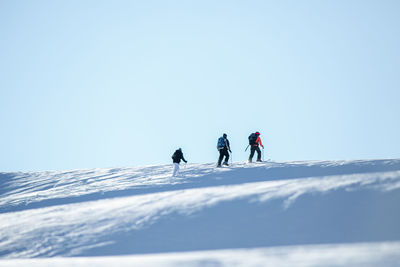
[227,139,232,152]
[181,154,187,163]
[257,137,264,148]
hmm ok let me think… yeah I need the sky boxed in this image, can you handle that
[1,0,399,171]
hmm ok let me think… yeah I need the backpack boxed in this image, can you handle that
[172,150,178,161]
[217,137,226,149]
[248,133,257,145]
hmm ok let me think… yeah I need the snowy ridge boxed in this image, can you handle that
[1,159,400,266]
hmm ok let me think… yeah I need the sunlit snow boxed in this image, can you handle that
[1,159,400,266]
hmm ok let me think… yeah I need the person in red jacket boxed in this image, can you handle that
[248,132,264,163]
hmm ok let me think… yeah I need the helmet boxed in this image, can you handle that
[223,133,227,138]
[255,132,260,136]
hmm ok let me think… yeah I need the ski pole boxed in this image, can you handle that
[181,162,187,177]
[262,148,265,161]
[245,145,249,152]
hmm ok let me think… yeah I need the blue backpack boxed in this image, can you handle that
[217,137,226,149]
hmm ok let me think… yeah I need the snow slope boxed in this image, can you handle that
[1,159,400,266]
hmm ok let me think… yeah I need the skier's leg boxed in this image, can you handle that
[223,149,229,165]
[249,146,255,162]
[172,163,180,177]
[218,150,224,166]
[172,163,176,176]
[256,147,262,161]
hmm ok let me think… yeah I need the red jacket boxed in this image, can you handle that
[255,136,264,148]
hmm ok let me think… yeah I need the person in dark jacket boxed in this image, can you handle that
[217,133,231,167]
[248,131,264,163]
[171,148,187,177]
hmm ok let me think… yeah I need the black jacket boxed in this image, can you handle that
[172,149,187,164]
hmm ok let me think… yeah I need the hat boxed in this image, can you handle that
[255,132,260,135]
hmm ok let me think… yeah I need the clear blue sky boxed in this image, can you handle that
[1,0,399,171]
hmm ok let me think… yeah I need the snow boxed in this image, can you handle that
[1,159,400,266]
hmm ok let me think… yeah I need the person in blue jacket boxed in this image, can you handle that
[217,133,231,167]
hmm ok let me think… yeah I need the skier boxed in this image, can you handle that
[217,133,231,167]
[248,132,264,163]
[171,148,187,177]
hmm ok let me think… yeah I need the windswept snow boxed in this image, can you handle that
[1,159,400,266]
[2,159,399,211]
[1,242,400,267]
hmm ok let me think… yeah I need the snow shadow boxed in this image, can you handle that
[83,188,400,256]
[1,170,399,257]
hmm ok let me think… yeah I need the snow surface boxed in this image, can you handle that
[1,159,400,266]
